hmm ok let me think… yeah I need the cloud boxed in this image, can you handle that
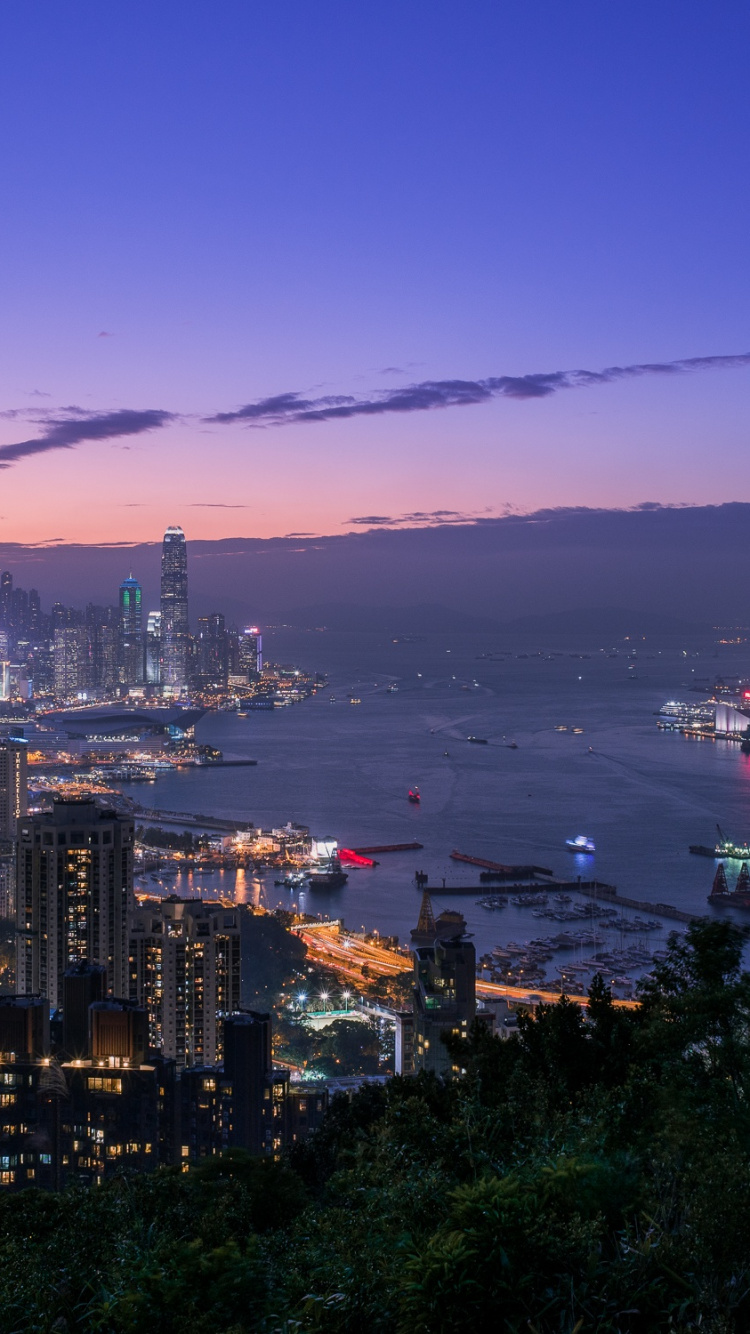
[347,507,494,529]
[0,408,174,468]
[188,502,248,508]
[98,331,113,338]
[207,351,750,429]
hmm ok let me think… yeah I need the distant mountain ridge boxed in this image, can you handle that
[286,602,711,638]
[499,606,712,637]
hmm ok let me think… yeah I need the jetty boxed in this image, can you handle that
[450,849,553,877]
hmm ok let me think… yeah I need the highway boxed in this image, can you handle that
[295,924,639,1010]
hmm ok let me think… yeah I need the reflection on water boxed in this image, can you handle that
[127,628,750,962]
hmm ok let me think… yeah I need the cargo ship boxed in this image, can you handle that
[690,823,750,860]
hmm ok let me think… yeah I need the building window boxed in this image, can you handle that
[87,1077,122,1094]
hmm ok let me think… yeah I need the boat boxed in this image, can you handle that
[408,788,421,804]
[275,872,308,889]
[566,835,595,854]
[307,868,348,889]
[387,683,398,693]
[467,736,488,745]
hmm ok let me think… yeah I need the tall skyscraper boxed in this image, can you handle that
[160,526,189,692]
[238,627,263,680]
[145,611,161,684]
[129,898,241,1069]
[16,799,135,1010]
[197,612,228,684]
[118,576,143,686]
[53,626,93,700]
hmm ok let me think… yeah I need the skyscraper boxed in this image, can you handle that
[160,526,189,692]
[145,611,161,684]
[53,626,93,700]
[197,612,228,685]
[238,627,263,680]
[16,799,134,1010]
[118,575,143,686]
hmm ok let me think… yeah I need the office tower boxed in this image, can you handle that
[411,899,478,1077]
[53,626,92,699]
[16,799,134,1010]
[27,589,40,635]
[238,626,263,680]
[118,575,144,686]
[196,612,228,685]
[160,526,189,692]
[145,611,161,684]
[97,625,120,692]
[0,573,12,630]
[129,898,241,1069]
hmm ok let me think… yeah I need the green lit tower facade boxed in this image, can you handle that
[160,526,189,692]
[119,576,144,686]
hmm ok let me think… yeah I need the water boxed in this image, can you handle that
[129,628,750,965]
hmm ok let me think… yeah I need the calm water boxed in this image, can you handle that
[130,628,750,961]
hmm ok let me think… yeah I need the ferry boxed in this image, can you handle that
[566,835,595,854]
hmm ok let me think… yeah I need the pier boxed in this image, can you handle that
[573,882,702,925]
[450,850,553,877]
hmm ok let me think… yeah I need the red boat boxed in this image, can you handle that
[408,787,421,804]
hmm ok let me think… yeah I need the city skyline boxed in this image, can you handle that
[1,4,749,545]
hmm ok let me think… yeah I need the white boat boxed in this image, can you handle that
[566,835,595,854]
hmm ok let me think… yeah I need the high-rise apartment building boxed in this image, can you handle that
[0,739,27,839]
[160,526,189,692]
[16,799,135,1009]
[145,611,161,684]
[129,898,241,1069]
[118,576,143,686]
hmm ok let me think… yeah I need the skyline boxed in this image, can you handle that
[1,2,749,544]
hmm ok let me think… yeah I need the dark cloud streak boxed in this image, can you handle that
[0,409,174,468]
[208,352,750,429]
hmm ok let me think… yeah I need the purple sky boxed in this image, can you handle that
[0,3,748,546]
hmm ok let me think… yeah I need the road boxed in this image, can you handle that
[295,925,638,1010]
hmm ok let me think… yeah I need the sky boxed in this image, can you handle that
[1,2,749,548]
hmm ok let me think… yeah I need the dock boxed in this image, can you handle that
[450,850,554,878]
[573,882,702,924]
[352,841,424,854]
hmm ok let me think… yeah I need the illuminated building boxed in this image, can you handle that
[0,738,28,919]
[410,897,479,1077]
[196,612,228,686]
[15,799,134,1010]
[118,575,144,686]
[53,626,93,700]
[129,898,241,1069]
[238,626,262,680]
[179,1012,328,1162]
[0,983,175,1192]
[160,526,189,692]
[0,738,27,840]
[145,610,161,684]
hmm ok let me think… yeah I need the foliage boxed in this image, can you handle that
[3,921,750,1330]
